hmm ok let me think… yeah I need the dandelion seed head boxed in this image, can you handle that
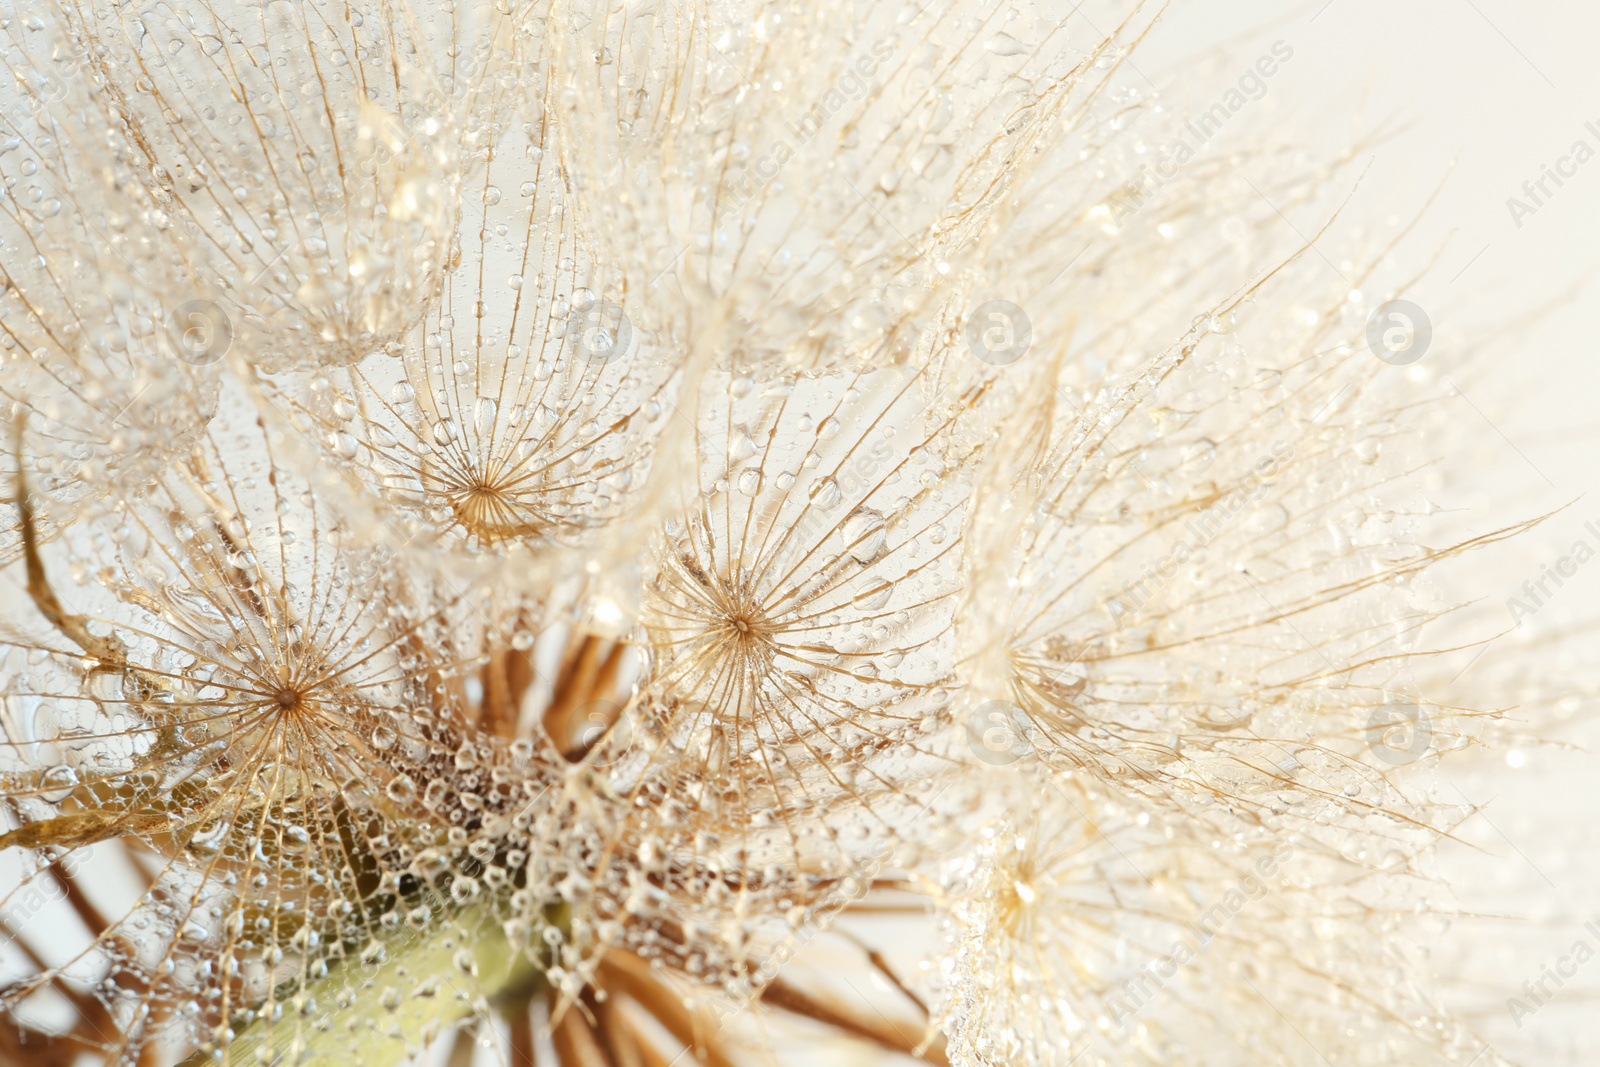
[0,2,1536,1065]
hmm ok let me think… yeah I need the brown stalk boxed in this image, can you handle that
[760,977,950,1066]
[13,422,124,666]
[508,1008,539,1067]
[860,944,929,1018]
[551,994,613,1067]
[136,1007,170,1067]
[0,913,116,1048]
[0,1015,92,1067]
[446,1025,478,1067]
[0,810,169,853]
[593,951,738,1067]
[480,644,536,740]
[544,635,629,759]
[630,1031,681,1067]
[593,995,645,1067]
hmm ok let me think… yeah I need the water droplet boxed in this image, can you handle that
[39,764,77,803]
[1182,438,1216,467]
[367,423,398,450]
[986,32,1028,56]
[329,431,359,460]
[584,327,616,358]
[729,428,757,462]
[809,477,841,509]
[853,578,893,610]
[476,397,499,435]
[1246,504,1290,533]
[841,508,886,563]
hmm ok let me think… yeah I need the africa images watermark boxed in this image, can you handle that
[1098,40,1295,230]
[1504,515,1600,626]
[2,846,93,930]
[1105,839,1298,1028]
[1505,918,1600,1028]
[1505,118,1600,229]
[1365,298,1432,366]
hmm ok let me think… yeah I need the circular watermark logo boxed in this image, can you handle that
[178,704,245,766]
[61,441,96,481]
[1365,702,1432,765]
[965,300,1032,366]
[965,699,1034,766]
[1365,299,1431,366]
[568,296,632,364]
[573,698,634,767]
[26,69,71,114]
[167,299,234,366]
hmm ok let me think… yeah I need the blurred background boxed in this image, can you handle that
[1134,3,1600,1061]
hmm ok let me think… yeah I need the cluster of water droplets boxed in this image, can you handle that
[0,11,234,566]
[255,110,678,566]
[0,402,582,1062]
[47,0,499,372]
[0,2,1525,1064]
[936,770,1469,1067]
[546,0,1149,376]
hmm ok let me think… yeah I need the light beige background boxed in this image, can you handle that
[1141,3,1600,1062]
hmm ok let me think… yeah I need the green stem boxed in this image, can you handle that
[181,901,551,1067]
